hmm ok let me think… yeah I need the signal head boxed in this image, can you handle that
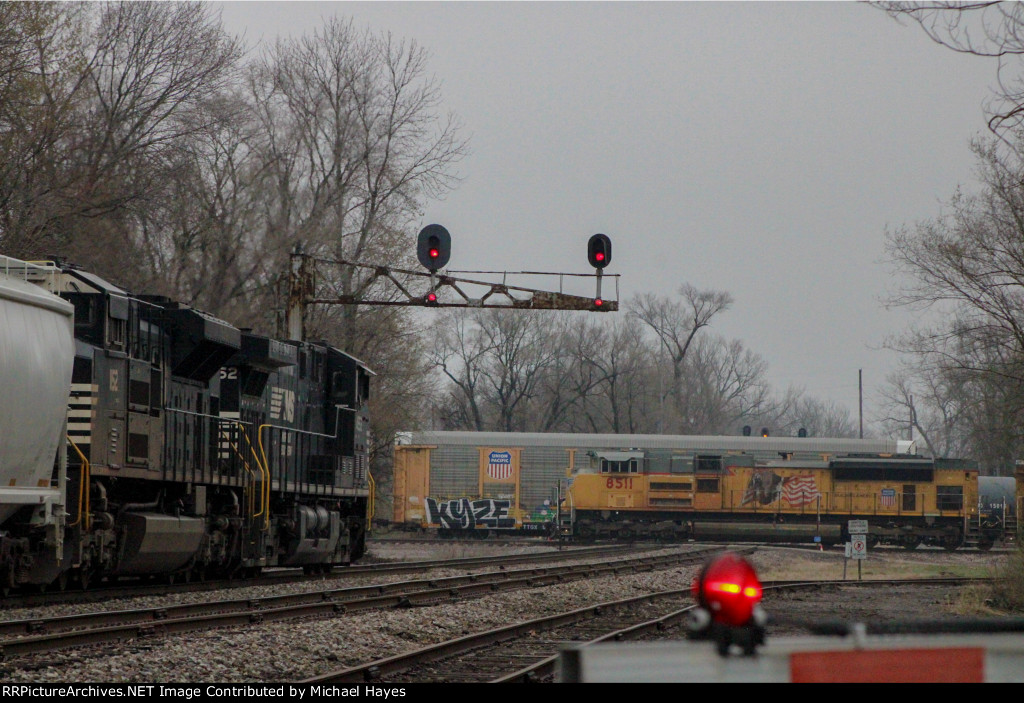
[587,233,612,269]
[417,224,451,271]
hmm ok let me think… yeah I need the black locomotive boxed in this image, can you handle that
[3,260,372,592]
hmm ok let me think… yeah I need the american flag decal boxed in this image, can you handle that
[486,451,513,480]
[781,475,821,507]
[880,488,897,508]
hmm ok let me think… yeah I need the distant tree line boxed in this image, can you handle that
[430,287,857,438]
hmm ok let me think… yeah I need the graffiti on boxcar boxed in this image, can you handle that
[425,497,516,529]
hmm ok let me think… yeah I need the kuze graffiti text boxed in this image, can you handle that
[425,498,515,529]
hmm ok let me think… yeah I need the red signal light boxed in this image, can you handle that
[594,298,603,308]
[427,292,437,303]
[595,251,605,262]
[429,248,439,259]
[692,553,763,627]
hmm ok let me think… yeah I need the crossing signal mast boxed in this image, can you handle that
[285,225,619,340]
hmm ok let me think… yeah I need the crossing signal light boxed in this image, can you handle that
[688,552,768,657]
[692,553,764,627]
[417,224,451,271]
[587,233,612,269]
[761,428,770,437]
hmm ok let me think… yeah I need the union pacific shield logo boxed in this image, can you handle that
[487,451,513,480]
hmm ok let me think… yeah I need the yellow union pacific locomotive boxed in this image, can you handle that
[566,450,979,549]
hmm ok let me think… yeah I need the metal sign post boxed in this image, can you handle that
[848,520,868,581]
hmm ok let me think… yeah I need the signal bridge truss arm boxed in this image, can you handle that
[300,255,620,312]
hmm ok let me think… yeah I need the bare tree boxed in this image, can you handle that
[884,132,1024,467]
[682,336,774,434]
[0,3,92,255]
[631,284,734,431]
[431,310,492,430]
[875,2,1024,139]
[247,17,468,347]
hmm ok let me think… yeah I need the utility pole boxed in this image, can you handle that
[858,369,863,439]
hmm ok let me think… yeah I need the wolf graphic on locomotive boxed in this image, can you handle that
[0,255,373,592]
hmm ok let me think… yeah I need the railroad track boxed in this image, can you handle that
[0,546,718,662]
[301,575,992,684]
[0,543,636,610]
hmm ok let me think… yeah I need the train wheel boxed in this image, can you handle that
[977,538,994,552]
[576,525,595,543]
[901,536,921,550]
[942,534,962,552]
[618,527,634,541]
[1,566,16,596]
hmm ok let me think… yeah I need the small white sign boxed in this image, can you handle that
[850,534,868,560]
[844,542,852,558]
[848,519,869,534]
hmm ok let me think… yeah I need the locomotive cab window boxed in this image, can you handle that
[695,455,723,473]
[601,458,638,474]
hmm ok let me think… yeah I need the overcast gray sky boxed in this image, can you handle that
[218,1,996,428]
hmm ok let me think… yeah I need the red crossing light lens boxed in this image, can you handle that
[429,248,439,259]
[692,553,763,627]
[594,298,603,307]
[595,252,605,262]
[427,292,437,303]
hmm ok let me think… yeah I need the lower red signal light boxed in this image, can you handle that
[427,292,437,303]
[594,298,603,308]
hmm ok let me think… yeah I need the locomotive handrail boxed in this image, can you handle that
[258,406,362,530]
[217,420,268,522]
[164,407,272,525]
[368,471,375,529]
[66,436,90,531]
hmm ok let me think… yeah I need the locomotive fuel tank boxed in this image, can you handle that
[115,513,206,575]
[0,267,74,523]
